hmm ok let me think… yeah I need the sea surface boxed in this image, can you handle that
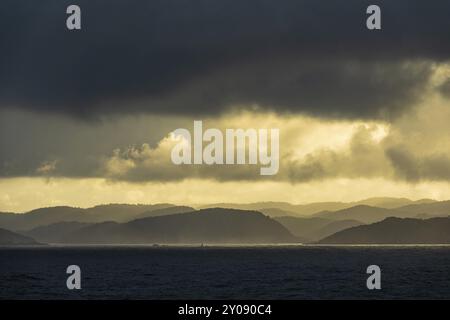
[1,245,450,299]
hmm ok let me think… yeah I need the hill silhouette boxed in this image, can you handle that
[309,219,363,241]
[25,221,91,243]
[133,206,195,219]
[57,208,298,244]
[396,200,450,216]
[81,203,175,222]
[313,205,417,224]
[0,228,39,245]
[0,204,186,231]
[318,217,450,244]
[200,201,355,216]
[353,197,435,209]
[274,216,362,241]
[200,197,436,216]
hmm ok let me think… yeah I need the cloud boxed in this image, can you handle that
[95,116,393,182]
[100,135,271,182]
[438,79,450,98]
[3,97,450,184]
[0,108,190,178]
[286,125,392,182]
[101,139,192,181]
[3,93,450,184]
[386,148,450,182]
[0,0,449,119]
[79,95,450,184]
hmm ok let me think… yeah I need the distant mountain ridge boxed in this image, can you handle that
[312,204,448,224]
[395,200,450,216]
[134,206,195,220]
[313,205,401,224]
[200,197,437,216]
[0,204,189,231]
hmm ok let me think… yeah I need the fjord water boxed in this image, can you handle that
[1,246,449,299]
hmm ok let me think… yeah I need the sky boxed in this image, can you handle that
[1,0,450,212]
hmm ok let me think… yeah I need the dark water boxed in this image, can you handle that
[1,245,450,299]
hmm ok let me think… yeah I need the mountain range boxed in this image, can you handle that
[0,204,193,231]
[1,197,450,245]
[199,197,436,216]
[23,208,297,244]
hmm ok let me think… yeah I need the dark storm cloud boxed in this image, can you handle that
[0,0,449,119]
[386,148,450,182]
[0,109,191,178]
